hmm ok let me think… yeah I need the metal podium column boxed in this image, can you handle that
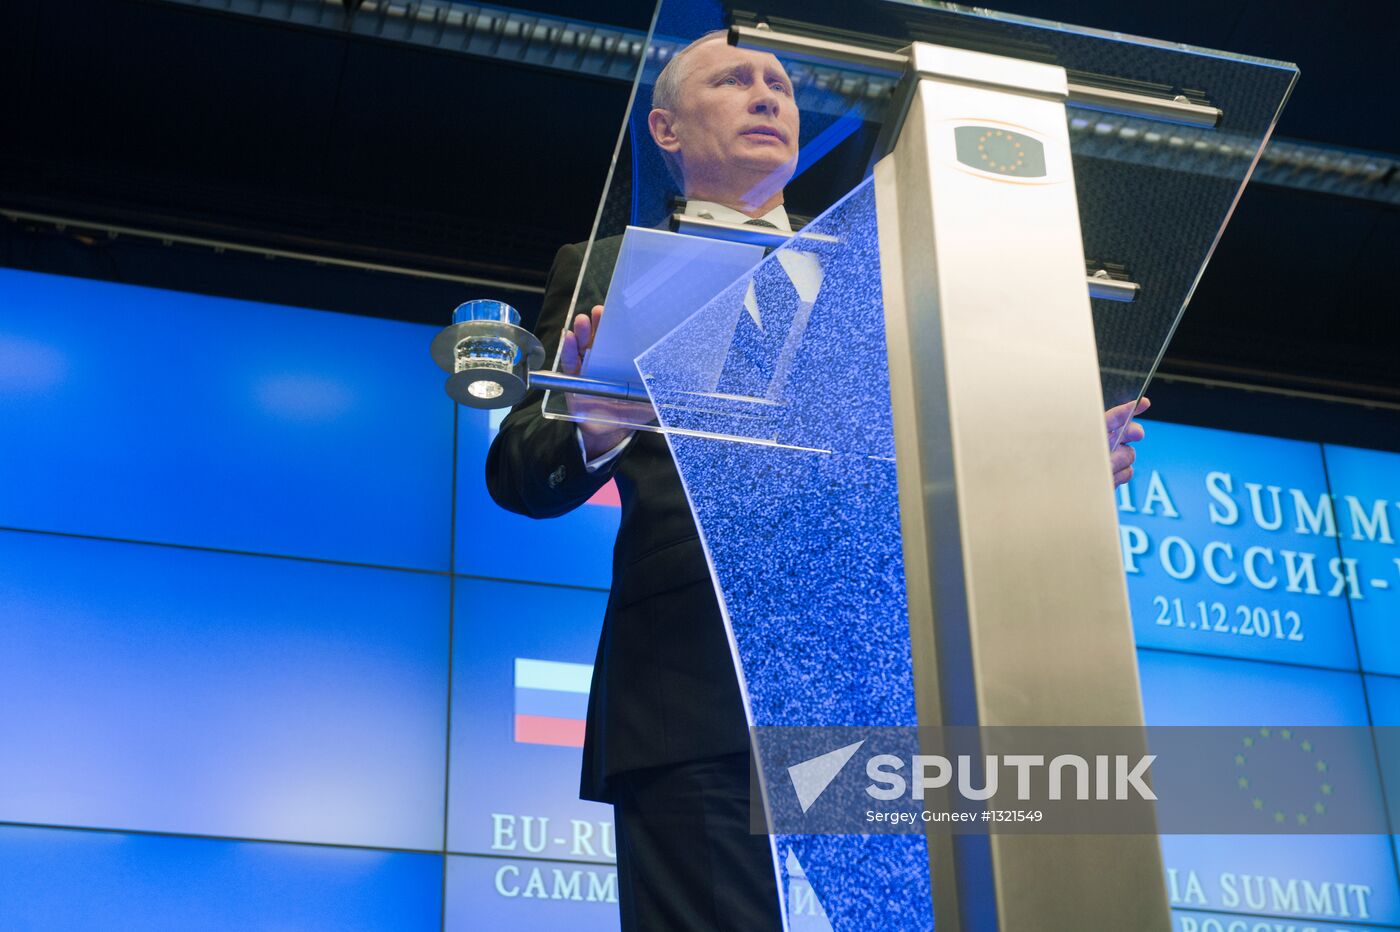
[874,43,1171,931]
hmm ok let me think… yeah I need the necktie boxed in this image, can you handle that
[714,232,803,400]
[744,217,780,254]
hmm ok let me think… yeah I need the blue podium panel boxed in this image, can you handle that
[445,855,620,931]
[455,408,620,588]
[449,578,614,861]
[1138,650,1400,926]
[1323,444,1400,675]
[0,531,449,850]
[0,825,442,932]
[638,179,931,930]
[1119,421,1357,671]
[0,268,453,569]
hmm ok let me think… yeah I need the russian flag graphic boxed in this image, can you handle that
[585,480,621,508]
[513,658,592,748]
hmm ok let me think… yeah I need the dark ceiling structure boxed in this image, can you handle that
[2,0,1397,406]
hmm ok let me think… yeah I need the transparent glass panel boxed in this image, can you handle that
[532,3,1298,925]
[637,177,889,452]
[540,0,1296,439]
[638,178,932,926]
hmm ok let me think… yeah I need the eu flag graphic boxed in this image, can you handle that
[953,125,1047,177]
[513,658,591,748]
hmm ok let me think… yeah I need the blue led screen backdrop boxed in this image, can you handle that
[449,578,614,861]
[0,824,444,932]
[1138,650,1400,926]
[1323,443,1400,675]
[2,267,1399,929]
[445,855,619,931]
[0,268,454,570]
[0,270,620,929]
[455,407,621,588]
[1116,421,1358,672]
[0,529,450,850]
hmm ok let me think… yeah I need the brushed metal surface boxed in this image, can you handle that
[875,42,1170,932]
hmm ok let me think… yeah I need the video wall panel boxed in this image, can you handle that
[1324,444,1400,675]
[449,577,614,860]
[455,407,621,589]
[1119,421,1358,672]
[1362,674,1400,727]
[0,529,450,851]
[0,824,443,931]
[1171,909,1379,932]
[0,268,453,570]
[445,855,620,931]
[1125,418,1400,930]
[1138,648,1400,929]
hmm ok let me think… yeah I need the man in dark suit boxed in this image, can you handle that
[486,29,1147,932]
[485,30,809,932]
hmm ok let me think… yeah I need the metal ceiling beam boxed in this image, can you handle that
[160,0,646,80]
[155,0,1399,209]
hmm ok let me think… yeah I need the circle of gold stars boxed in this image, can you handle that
[976,129,1026,174]
[1236,727,1330,826]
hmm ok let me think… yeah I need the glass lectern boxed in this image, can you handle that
[455,2,1296,929]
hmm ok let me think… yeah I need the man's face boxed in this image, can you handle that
[659,39,800,192]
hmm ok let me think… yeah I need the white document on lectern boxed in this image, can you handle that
[580,226,764,386]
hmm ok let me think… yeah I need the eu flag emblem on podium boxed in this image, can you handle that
[954,125,1047,177]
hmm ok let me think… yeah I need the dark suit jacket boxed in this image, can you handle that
[485,239,749,803]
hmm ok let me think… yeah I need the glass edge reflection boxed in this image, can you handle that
[540,1,665,424]
[898,0,1299,70]
[1110,65,1302,450]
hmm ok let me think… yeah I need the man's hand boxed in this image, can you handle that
[1105,396,1150,488]
[561,304,655,460]
[558,304,602,376]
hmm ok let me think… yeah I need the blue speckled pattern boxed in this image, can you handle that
[637,179,934,930]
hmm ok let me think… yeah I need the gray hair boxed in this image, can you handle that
[650,29,731,186]
[652,29,730,112]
